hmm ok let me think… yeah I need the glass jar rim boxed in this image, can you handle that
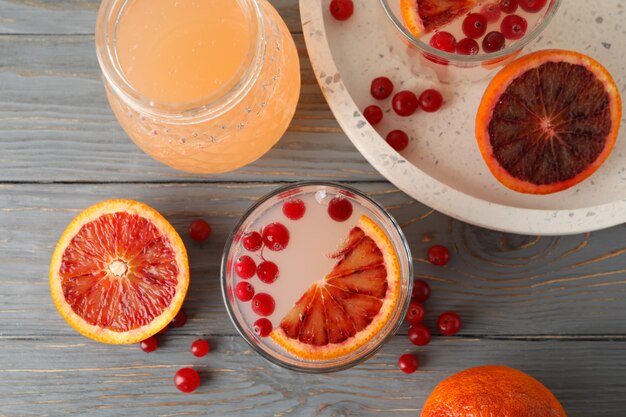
[378,0,562,64]
[220,181,414,373]
[95,0,266,122]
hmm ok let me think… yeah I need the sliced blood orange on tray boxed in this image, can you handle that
[271,215,400,360]
[476,50,622,194]
[400,0,477,38]
[50,200,189,344]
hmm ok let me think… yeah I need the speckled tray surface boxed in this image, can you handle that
[300,0,626,235]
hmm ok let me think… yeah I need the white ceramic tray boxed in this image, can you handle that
[300,0,626,235]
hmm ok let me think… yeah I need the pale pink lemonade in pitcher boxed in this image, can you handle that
[96,0,300,173]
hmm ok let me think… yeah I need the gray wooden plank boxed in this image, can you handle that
[0,335,624,417]
[0,0,302,35]
[0,34,379,182]
[1,182,626,338]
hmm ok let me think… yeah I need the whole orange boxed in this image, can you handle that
[421,365,567,417]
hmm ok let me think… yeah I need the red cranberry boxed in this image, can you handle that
[235,255,256,279]
[253,318,273,337]
[411,279,431,302]
[170,309,187,328]
[329,0,353,20]
[456,38,480,55]
[482,31,506,53]
[427,245,450,266]
[481,2,501,23]
[328,197,353,222]
[398,354,419,374]
[438,311,462,336]
[262,223,290,251]
[500,0,518,13]
[408,323,432,346]
[429,31,456,53]
[370,77,394,100]
[282,199,306,220]
[190,339,210,357]
[140,336,158,353]
[418,89,443,112]
[174,368,200,393]
[519,0,546,12]
[188,219,211,242]
[392,90,419,116]
[405,301,425,324]
[242,231,263,252]
[462,13,488,39]
[252,293,275,316]
[386,130,409,152]
[257,261,279,284]
[501,15,527,40]
[158,325,169,335]
[363,105,384,125]
[235,281,255,302]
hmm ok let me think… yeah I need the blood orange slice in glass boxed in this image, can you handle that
[400,0,478,38]
[49,200,189,344]
[271,215,400,360]
[476,50,622,194]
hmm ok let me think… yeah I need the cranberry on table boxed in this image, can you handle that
[429,31,456,53]
[253,318,273,337]
[174,367,201,393]
[386,130,409,152]
[462,13,488,39]
[235,255,256,279]
[456,38,480,55]
[419,89,443,113]
[501,15,528,40]
[282,199,306,220]
[242,231,263,252]
[363,105,384,125]
[170,309,187,328]
[190,339,211,357]
[405,301,426,324]
[252,293,275,316]
[370,77,394,100]
[398,353,419,374]
[328,197,353,222]
[408,323,432,346]
[262,223,290,251]
[392,90,419,116]
[519,0,546,12]
[481,2,502,23]
[438,311,462,336]
[428,245,450,266]
[188,219,211,242]
[329,0,354,21]
[235,281,255,302]
[140,336,158,353]
[257,260,279,284]
[500,0,518,13]
[411,279,431,302]
[482,31,506,53]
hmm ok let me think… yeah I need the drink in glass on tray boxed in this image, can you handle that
[378,0,562,82]
[96,0,300,173]
[221,183,413,372]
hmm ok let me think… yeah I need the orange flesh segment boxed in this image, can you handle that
[400,0,477,37]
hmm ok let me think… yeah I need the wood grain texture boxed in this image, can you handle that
[0,34,377,182]
[2,183,626,338]
[1,336,625,417]
[0,0,302,34]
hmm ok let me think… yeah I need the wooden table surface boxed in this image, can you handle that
[2,1,626,416]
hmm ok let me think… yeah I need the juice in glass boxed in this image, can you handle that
[221,183,413,372]
[96,0,300,173]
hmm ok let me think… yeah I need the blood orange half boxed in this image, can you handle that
[476,50,622,194]
[271,215,400,360]
[50,200,189,344]
[400,0,477,38]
